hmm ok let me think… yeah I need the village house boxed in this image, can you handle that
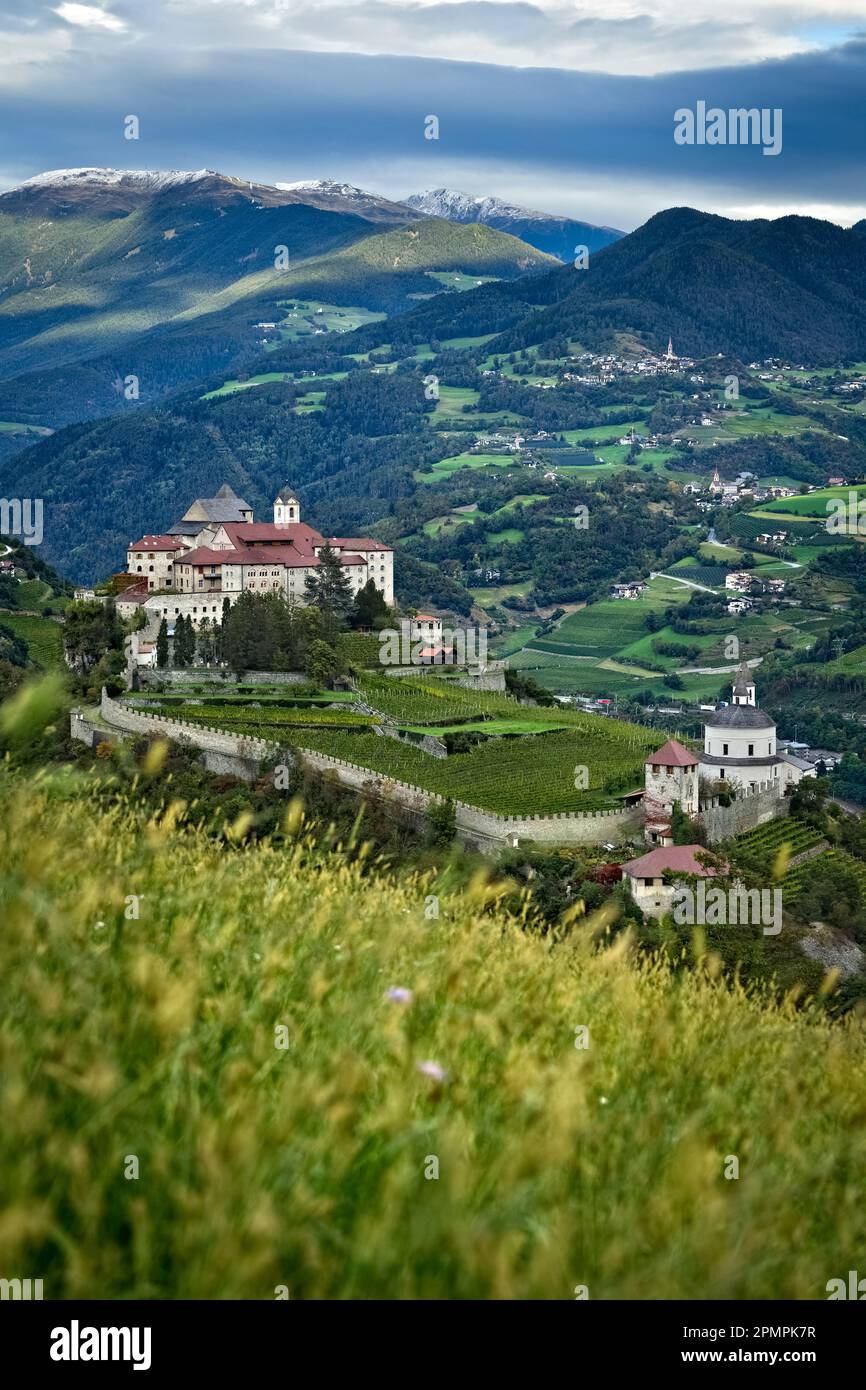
[622,844,718,919]
[726,571,754,593]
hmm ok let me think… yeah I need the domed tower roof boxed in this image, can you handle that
[705,704,775,731]
[276,484,299,503]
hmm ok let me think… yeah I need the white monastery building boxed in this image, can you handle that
[126,483,393,623]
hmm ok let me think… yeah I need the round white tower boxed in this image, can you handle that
[699,664,781,792]
[274,485,300,527]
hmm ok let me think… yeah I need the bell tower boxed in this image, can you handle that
[274,485,300,527]
[732,662,756,707]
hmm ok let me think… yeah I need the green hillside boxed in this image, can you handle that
[346,207,866,364]
[0,171,553,428]
[2,764,866,1299]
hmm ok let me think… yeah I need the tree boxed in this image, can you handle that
[156,619,169,669]
[305,543,354,638]
[63,599,125,677]
[173,614,194,668]
[197,616,215,665]
[304,638,341,686]
[350,577,391,631]
[426,797,456,848]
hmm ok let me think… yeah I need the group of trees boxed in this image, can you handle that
[152,551,394,679]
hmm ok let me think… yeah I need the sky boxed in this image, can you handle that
[0,1,864,229]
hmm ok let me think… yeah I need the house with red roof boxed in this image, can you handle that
[622,844,719,918]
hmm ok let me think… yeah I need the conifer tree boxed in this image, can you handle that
[156,618,169,669]
[305,544,354,639]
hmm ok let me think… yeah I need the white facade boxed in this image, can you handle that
[127,538,185,591]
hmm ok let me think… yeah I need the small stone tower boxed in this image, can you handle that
[274,485,300,527]
[644,738,700,831]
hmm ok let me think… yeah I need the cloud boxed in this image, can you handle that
[0,17,863,230]
[5,1,862,78]
[53,3,126,32]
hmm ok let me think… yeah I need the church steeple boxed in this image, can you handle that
[274,485,300,527]
[732,662,756,707]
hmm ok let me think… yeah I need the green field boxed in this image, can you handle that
[759,486,866,519]
[201,371,292,400]
[415,452,518,484]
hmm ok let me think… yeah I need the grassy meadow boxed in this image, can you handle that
[2,753,866,1299]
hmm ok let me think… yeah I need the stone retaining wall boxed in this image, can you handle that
[98,691,641,850]
[699,781,788,843]
[138,668,309,687]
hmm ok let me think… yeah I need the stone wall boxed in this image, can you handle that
[100,690,277,781]
[138,668,309,687]
[70,710,114,750]
[99,692,641,851]
[698,781,787,843]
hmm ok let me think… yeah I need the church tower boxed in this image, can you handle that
[731,661,756,707]
[274,485,300,527]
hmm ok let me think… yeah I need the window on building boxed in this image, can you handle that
[748,744,754,757]
[722,743,728,756]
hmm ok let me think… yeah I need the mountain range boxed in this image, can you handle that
[404,189,623,261]
[348,207,866,365]
[0,168,555,429]
[2,184,866,584]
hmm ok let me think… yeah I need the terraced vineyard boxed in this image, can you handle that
[122,676,667,815]
[276,726,649,815]
[136,701,377,733]
[729,817,825,875]
[356,674,667,740]
[782,849,866,906]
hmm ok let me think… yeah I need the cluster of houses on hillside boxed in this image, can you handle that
[563,338,696,386]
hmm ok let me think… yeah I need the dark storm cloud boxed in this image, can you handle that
[1,36,864,223]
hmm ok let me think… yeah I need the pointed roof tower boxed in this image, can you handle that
[732,661,756,707]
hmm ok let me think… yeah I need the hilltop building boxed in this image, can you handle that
[699,664,781,793]
[126,483,393,624]
[640,664,812,849]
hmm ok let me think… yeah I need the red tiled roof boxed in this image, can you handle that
[222,522,323,552]
[646,739,699,767]
[128,534,185,552]
[622,845,718,879]
[328,537,392,552]
[177,545,366,570]
[116,582,149,604]
[176,548,241,565]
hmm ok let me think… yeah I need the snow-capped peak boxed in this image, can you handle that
[405,187,551,223]
[276,179,378,202]
[9,168,217,194]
